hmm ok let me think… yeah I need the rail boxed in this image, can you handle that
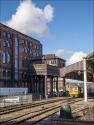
[0,98,83,125]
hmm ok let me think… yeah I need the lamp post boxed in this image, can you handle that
[83,56,94,102]
[83,57,88,102]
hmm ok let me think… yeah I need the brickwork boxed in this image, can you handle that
[0,23,42,88]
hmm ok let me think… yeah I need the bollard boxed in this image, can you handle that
[45,95,48,100]
[60,103,72,119]
[30,94,32,103]
[40,95,41,100]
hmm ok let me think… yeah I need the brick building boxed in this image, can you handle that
[0,23,42,92]
[32,54,66,97]
[0,23,66,97]
[32,54,66,68]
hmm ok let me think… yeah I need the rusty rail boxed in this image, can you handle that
[0,97,71,115]
[0,98,82,125]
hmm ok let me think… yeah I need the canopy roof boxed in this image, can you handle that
[60,52,94,82]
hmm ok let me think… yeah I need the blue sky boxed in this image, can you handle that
[0,0,93,60]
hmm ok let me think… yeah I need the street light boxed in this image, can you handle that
[83,56,94,102]
[83,57,87,102]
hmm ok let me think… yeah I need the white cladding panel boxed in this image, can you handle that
[0,88,28,96]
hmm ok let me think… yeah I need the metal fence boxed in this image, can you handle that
[0,94,32,107]
[0,93,45,107]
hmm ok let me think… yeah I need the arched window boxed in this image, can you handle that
[3,51,10,64]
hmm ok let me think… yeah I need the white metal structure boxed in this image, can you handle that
[83,57,88,102]
[0,88,28,96]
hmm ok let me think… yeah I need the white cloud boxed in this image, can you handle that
[6,0,54,37]
[66,51,87,66]
[55,49,73,57]
[55,50,87,66]
[44,4,54,22]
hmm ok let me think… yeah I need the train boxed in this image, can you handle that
[66,83,82,97]
[65,80,94,98]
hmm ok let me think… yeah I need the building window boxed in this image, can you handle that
[3,52,6,63]
[48,60,51,65]
[47,61,49,64]
[3,32,7,38]
[32,44,34,48]
[0,42,1,49]
[33,52,37,57]
[24,48,28,54]
[30,49,32,54]
[33,44,37,49]
[30,42,32,46]
[36,53,39,56]
[51,60,54,64]
[7,71,11,77]
[3,70,11,77]
[20,39,24,45]
[7,33,11,38]
[54,60,56,64]
[3,51,10,64]
[39,52,42,56]
[3,41,11,47]
[25,40,28,46]
[35,45,37,49]
[22,58,29,68]
[3,70,6,77]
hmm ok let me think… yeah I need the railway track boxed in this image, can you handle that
[0,97,71,115]
[0,98,55,112]
[53,104,93,125]
[0,98,83,125]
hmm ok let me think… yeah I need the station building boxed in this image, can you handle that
[32,54,66,97]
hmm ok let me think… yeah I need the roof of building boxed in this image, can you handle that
[32,64,59,76]
[87,52,94,63]
[0,23,42,45]
[87,51,94,58]
[42,54,66,62]
[60,52,94,80]
[32,54,66,62]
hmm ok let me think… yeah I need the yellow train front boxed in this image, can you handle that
[68,84,81,97]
